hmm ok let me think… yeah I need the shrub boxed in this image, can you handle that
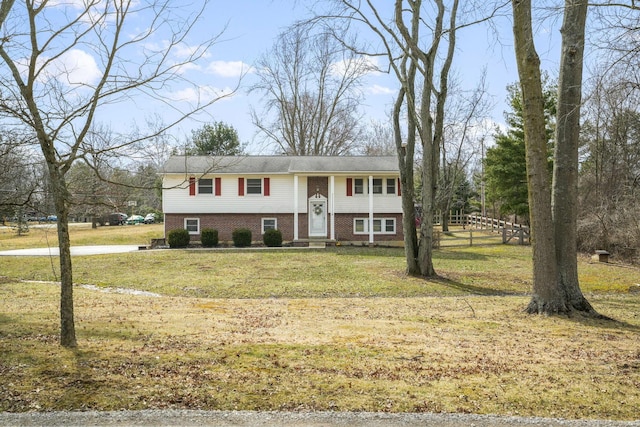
[201,228,219,247]
[263,228,283,247]
[232,228,252,247]
[167,228,190,248]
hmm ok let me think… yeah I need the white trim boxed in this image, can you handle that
[184,218,200,235]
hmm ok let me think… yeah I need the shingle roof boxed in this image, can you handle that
[161,155,399,175]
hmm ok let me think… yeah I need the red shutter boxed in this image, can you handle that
[346,178,353,196]
[215,177,221,196]
[264,177,270,196]
[397,178,401,196]
[189,177,196,196]
[238,177,244,196]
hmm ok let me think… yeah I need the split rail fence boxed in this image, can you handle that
[432,212,530,248]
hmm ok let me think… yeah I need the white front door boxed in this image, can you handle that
[309,199,327,237]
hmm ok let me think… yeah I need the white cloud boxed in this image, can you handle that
[173,42,212,60]
[43,0,87,9]
[167,85,236,104]
[42,48,102,87]
[172,61,202,76]
[61,49,102,85]
[367,84,395,95]
[206,60,254,78]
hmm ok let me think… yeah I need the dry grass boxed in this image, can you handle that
[0,222,163,250]
[1,224,639,419]
[1,281,639,419]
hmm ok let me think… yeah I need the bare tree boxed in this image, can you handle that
[360,119,396,156]
[512,0,599,315]
[511,0,560,311]
[0,131,41,223]
[317,0,508,276]
[438,72,492,231]
[549,0,595,314]
[0,0,232,347]
[250,23,370,155]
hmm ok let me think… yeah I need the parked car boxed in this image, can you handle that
[108,213,128,226]
[46,215,57,222]
[126,214,145,225]
[143,213,156,224]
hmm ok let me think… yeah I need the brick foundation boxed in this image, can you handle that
[165,212,404,243]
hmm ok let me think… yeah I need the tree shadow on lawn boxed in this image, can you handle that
[331,246,495,261]
[432,275,522,296]
[331,246,406,258]
[434,249,491,261]
[559,305,640,333]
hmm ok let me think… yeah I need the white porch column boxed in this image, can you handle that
[368,175,374,244]
[293,175,299,240]
[329,175,335,240]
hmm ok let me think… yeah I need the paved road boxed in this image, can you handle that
[0,410,638,427]
[0,245,142,256]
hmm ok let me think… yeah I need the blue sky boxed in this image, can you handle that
[189,1,562,153]
[40,1,562,154]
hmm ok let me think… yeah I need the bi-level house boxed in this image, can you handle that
[161,155,404,245]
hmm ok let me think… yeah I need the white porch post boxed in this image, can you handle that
[368,175,374,244]
[293,175,299,241]
[329,175,335,240]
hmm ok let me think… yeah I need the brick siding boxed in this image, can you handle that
[165,212,404,243]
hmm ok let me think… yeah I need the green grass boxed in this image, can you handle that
[1,225,639,419]
[2,242,636,298]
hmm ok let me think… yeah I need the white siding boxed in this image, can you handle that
[332,176,402,214]
[163,174,308,214]
[163,174,401,215]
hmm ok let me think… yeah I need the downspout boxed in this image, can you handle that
[330,175,335,240]
[369,175,374,244]
[293,175,299,240]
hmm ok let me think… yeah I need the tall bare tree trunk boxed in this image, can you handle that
[44,149,77,347]
[552,0,596,313]
[55,189,76,348]
[395,86,420,275]
[512,0,562,313]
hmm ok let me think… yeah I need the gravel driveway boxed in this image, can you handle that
[1,410,638,426]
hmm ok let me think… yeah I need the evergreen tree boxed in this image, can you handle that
[188,122,244,156]
[484,82,556,222]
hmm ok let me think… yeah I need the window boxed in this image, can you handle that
[198,178,213,194]
[371,178,383,194]
[386,178,396,195]
[239,177,270,196]
[384,219,395,232]
[246,178,262,195]
[262,218,277,233]
[354,178,364,195]
[353,218,396,234]
[349,177,398,195]
[184,218,200,235]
